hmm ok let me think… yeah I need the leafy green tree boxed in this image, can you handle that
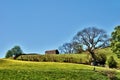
[5,50,13,58]
[5,45,23,59]
[11,46,23,58]
[95,53,107,65]
[111,26,120,58]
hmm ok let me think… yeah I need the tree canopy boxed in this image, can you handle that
[5,45,23,59]
[73,27,110,65]
[5,50,13,58]
[111,26,120,58]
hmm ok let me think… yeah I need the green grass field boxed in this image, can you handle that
[0,59,120,80]
[1,47,120,80]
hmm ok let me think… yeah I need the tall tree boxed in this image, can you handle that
[73,27,109,65]
[111,26,120,58]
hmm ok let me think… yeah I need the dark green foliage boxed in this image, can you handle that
[5,50,13,58]
[88,53,107,66]
[108,56,117,68]
[96,53,107,66]
[12,46,23,58]
[111,26,120,58]
[5,45,23,59]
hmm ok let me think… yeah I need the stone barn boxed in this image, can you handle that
[45,49,59,54]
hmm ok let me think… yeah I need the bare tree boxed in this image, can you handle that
[73,27,110,65]
[71,41,83,53]
[59,42,83,54]
[59,42,73,54]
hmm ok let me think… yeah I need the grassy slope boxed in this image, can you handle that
[1,47,120,80]
[0,59,119,80]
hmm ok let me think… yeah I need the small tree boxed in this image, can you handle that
[71,41,83,53]
[108,56,117,68]
[12,46,23,59]
[5,50,13,58]
[5,45,23,59]
[58,42,83,54]
[59,42,73,54]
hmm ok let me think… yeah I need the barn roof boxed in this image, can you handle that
[45,49,58,52]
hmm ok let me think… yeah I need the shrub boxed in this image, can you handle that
[108,56,117,68]
[87,53,107,66]
[95,53,107,66]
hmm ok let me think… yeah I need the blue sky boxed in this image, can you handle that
[0,0,120,58]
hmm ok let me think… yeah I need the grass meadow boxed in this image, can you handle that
[1,47,120,80]
[0,59,120,80]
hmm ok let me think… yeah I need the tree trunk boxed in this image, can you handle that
[90,51,97,66]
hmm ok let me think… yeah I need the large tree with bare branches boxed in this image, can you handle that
[73,27,110,65]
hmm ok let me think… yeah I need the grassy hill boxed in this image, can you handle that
[1,47,120,80]
[0,59,120,80]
